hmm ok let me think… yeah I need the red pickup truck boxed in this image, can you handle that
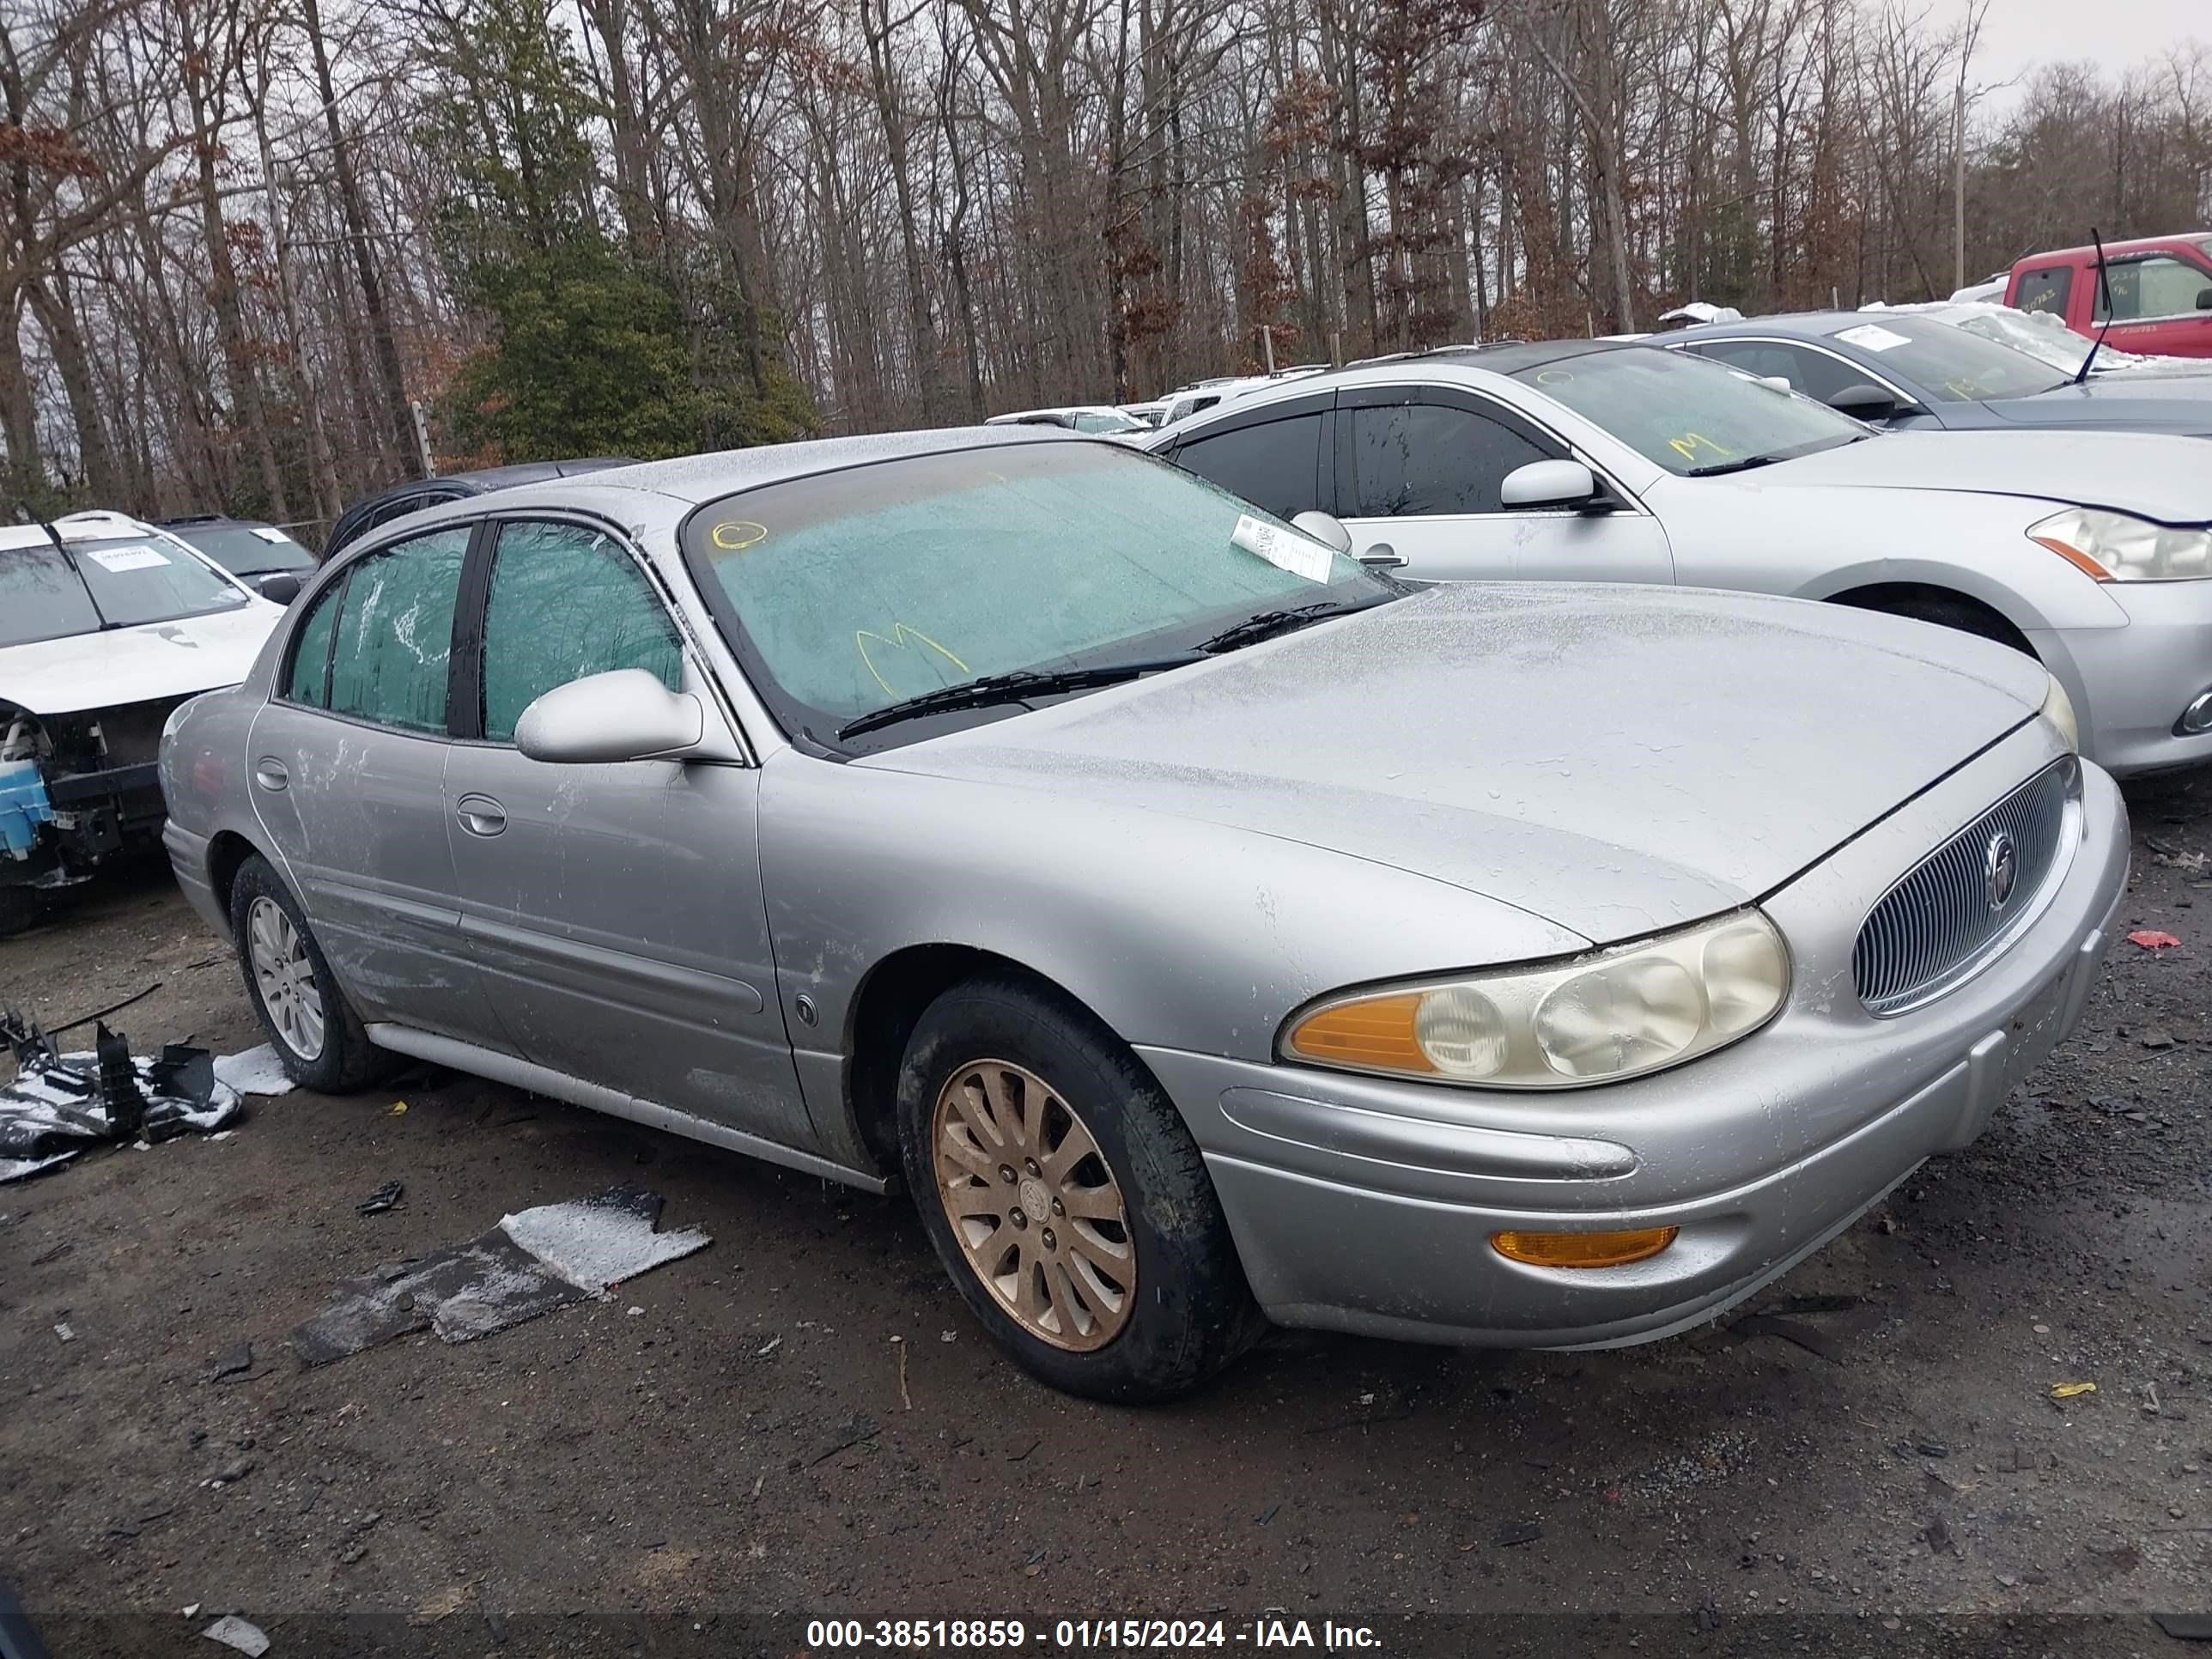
[2005,233,2212,358]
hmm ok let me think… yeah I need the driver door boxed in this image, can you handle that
[1332,385,1674,585]
[442,517,811,1149]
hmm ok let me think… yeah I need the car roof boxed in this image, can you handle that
[0,509,158,552]
[2016,232,2212,264]
[343,427,1084,544]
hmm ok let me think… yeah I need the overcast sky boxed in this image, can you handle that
[1930,0,2208,97]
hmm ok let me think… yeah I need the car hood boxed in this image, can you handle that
[0,603,283,716]
[1991,374,2212,434]
[1766,430,2212,525]
[859,584,2045,944]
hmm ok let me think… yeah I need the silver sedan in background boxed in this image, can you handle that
[1148,342,2212,776]
[161,432,2124,1401]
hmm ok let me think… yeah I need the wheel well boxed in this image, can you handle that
[206,831,259,921]
[844,944,1081,1171]
[1827,582,2034,655]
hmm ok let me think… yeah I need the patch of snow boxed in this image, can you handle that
[214,1045,296,1097]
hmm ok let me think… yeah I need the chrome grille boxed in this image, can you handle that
[1854,760,2075,1017]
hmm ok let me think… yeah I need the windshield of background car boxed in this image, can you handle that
[1512,347,1868,475]
[682,441,1395,750]
[1827,317,2070,401]
[0,536,247,647]
[170,522,315,574]
[1071,410,1144,434]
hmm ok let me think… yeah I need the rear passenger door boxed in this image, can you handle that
[1162,392,1334,521]
[1334,386,1674,585]
[441,516,811,1148]
[247,523,503,1042]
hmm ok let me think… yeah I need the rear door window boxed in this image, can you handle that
[1171,413,1326,519]
[2014,265,2072,316]
[326,526,469,733]
[478,520,684,744]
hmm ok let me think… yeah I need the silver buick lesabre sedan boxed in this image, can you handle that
[159,431,2127,1401]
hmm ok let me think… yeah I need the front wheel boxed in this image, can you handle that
[228,854,395,1092]
[896,975,1261,1402]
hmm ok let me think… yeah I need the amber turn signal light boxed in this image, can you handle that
[1283,993,1436,1074]
[1490,1226,1679,1269]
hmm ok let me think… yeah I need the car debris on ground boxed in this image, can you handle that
[1,1012,240,1182]
[290,1187,709,1365]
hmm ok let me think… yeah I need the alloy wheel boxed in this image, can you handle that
[930,1059,1135,1351]
[246,896,326,1062]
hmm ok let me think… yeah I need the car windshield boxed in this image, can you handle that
[1825,316,2071,401]
[1071,410,1144,434]
[1512,346,1869,476]
[0,535,249,647]
[166,521,315,574]
[1942,306,2144,373]
[683,441,1398,750]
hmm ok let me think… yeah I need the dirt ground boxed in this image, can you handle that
[3,775,2210,1659]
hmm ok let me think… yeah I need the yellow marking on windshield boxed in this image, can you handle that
[1533,368,1575,386]
[1668,430,1735,463]
[709,520,769,551]
[857,623,971,696]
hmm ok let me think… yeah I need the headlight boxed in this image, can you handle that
[2039,675,2079,754]
[1281,910,1790,1090]
[2028,507,2212,581]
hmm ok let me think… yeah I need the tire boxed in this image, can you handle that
[1860,592,2033,655]
[228,854,396,1093]
[0,886,36,939]
[896,974,1261,1403]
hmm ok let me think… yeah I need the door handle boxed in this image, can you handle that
[454,794,507,837]
[252,758,289,792]
[1358,544,1407,569]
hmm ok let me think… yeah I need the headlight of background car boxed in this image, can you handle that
[2039,674,2079,754]
[1281,910,1790,1090]
[2029,507,2212,581]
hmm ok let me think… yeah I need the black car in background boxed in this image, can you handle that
[325,458,637,556]
[156,514,316,600]
[1666,310,2212,437]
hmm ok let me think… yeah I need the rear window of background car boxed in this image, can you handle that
[2014,265,2072,316]
[480,521,683,743]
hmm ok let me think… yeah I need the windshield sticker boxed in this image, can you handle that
[1838,323,1911,353]
[709,520,769,552]
[1231,514,1332,584]
[249,526,291,543]
[84,544,172,573]
[856,623,971,696]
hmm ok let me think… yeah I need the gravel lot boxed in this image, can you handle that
[3,773,2209,1659]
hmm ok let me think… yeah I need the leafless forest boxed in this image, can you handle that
[3,0,2209,538]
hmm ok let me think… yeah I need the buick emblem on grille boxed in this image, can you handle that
[1984,830,2019,910]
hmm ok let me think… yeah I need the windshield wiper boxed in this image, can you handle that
[1194,600,1372,654]
[1683,453,1790,478]
[837,657,1199,740]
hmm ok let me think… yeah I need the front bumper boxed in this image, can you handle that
[1139,731,2129,1348]
[2037,578,2212,775]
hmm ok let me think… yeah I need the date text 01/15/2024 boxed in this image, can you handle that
[803,1619,1384,1650]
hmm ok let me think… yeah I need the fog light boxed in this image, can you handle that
[1491,1226,1679,1268]
[2178,689,2212,736]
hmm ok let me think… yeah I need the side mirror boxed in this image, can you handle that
[1290,510,1353,555]
[1827,382,1903,421]
[1499,459,1600,510]
[515,669,707,764]
[254,573,302,605]
[2197,287,2212,311]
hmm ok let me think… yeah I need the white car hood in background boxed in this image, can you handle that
[0,603,283,715]
[1765,430,2212,525]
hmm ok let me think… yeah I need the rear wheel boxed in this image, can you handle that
[228,854,395,1092]
[896,975,1261,1402]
